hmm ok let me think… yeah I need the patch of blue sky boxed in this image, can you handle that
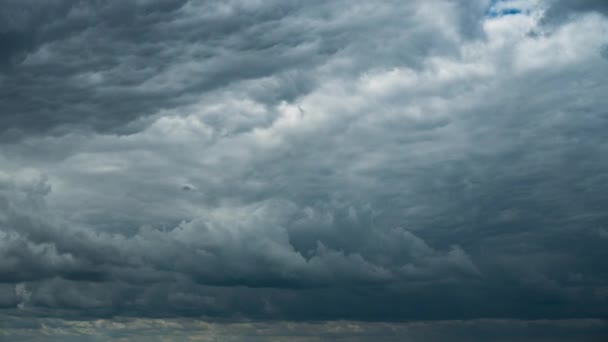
[486,8,522,17]
[486,0,524,17]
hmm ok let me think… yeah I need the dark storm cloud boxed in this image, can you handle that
[0,0,483,140]
[1,0,307,138]
[0,174,476,294]
[1,0,608,340]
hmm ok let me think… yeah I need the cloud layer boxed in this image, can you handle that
[1,317,606,342]
[1,0,608,339]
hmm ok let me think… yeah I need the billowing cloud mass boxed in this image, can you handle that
[1,0,608,340]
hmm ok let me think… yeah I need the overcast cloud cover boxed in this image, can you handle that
[1,0,608,340]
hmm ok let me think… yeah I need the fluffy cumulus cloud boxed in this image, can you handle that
[1,0,608,340]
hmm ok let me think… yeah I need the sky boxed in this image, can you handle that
[0,0,607,341]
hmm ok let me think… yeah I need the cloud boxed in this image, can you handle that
[1,1,608,338]
[542,0,608,24]
[0,0,486,140]
[0,317,606,342]
[0,173,477,297]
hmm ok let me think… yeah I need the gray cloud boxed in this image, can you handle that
[542,0,608,24]
[0,0,483,140]
[1,0,608,340]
